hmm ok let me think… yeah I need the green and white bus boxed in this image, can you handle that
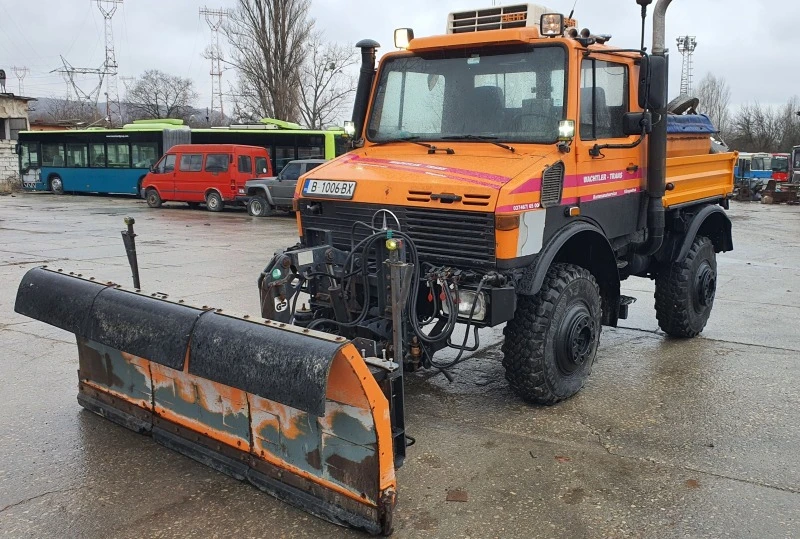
[191,119,349,173]
[20,118,350,195]
[19,119,190,195]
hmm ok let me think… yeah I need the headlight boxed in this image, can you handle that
[540,13,565,37]
[442,289,487,321]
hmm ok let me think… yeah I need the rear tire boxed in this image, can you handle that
[206,191,223,212]
[247,195,273,217]
[655,235,716,338]
[49,175,64,195]
[145,188,162,208]
[502,263,602,405]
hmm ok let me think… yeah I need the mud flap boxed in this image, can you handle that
[15,267,396,535]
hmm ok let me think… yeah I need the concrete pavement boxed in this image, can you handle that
[1,193,798,538]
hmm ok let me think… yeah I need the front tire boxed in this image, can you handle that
[49,176,64,195]
[247,195,273,217]
[654,235,717,338]
[502,263,602,405]
[145,188,162,208]
[206,191,223,212]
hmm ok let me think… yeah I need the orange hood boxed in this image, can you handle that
[301,145,561,212]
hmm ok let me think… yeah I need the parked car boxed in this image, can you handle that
[142,144,272,211]
[240,159,326,216]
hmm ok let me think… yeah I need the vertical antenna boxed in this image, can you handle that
[200,6,229,121]
[96,0,123,125]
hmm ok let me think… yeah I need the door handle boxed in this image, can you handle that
[626,164,639,173]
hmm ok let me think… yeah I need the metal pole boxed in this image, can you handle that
[121,216,141,289]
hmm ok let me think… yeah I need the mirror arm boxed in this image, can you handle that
[589,128,647,157]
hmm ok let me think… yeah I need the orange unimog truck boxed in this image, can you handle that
[15,0,735,535]
[264,0,735,402]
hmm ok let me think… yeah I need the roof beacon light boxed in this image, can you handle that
[394,28,414,49]
[540,13,564,36]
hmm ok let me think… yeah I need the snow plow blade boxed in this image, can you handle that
[14,267,396,535]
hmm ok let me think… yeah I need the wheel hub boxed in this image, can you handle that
[696,265,716,307]
[556,305,596,375]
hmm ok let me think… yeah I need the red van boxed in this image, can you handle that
[142,144,272,211]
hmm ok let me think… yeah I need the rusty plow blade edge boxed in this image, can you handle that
[15,267,397,535]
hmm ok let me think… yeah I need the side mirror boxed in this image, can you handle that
[14,144,21,155]
[638,55,667,111]
[622,111,652,136]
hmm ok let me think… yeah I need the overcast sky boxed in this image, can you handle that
[1,0,795,115]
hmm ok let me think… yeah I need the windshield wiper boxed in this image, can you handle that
[442,135,516,153]
[372,136,455,154]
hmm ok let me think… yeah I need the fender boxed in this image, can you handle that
[675,204,733,262]
[248,184,276,206]
[518,220,619,297]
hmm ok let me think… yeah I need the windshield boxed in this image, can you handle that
[751,156,770,171]
[771,156,788,172]
[367,46,566,144]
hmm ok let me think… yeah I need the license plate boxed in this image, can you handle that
[302,179,356,199]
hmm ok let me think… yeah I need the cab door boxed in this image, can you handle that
[573,54,643,241]
[271,161,302,207]
[149,152,177,198]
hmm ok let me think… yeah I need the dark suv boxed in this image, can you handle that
[240,159,326,216]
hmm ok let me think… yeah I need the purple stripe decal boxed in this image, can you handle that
[348,155,510,185]
[509,177,542,194]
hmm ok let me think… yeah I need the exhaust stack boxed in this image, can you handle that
[350,39,380,143]
[639,0,671,257]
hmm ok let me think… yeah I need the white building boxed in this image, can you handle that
[0,93,34,192]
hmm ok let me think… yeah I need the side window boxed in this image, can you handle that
[9,118,27,141]
[66,144,87,168]
[255,156,269,175]
[107,143,130,168]
[179,154,203,172]
[205,153,230,172]
[305,162,322,172]
[132,143,158,168]
[580,59,628,140]
[90,143,106,168]
[42,143,65,167]
[162,154,176,173]
[275,146,295,171]
[238,155,252,174]
[280,163,302,181]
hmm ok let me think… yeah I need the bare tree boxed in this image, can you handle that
[125,70,198,120]
[29,96,100,126]
[729,102,781,153]
[298,34,358,129]
[696,73,731,135]
[223,0,314,122]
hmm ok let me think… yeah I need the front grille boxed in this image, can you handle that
[299,201,496,268]
[541,160,564,207]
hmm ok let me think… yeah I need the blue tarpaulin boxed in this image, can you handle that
[666,113,718,134]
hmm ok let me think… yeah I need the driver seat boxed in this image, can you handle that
[463,86,505,134]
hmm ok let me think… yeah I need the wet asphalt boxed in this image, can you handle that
[0,193,798,538]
